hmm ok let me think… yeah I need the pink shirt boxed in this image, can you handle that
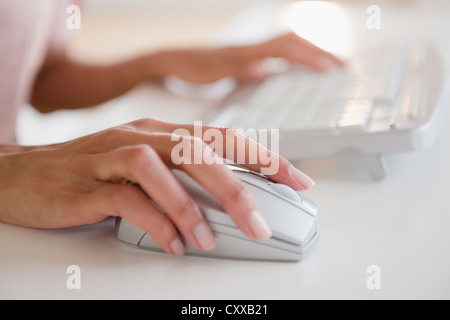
[0,0,72,144]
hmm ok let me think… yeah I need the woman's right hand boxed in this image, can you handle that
[0,118,314,256]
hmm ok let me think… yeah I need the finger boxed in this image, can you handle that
[285,43,342,72]
[236,59,270,83]
[167,123,315,191]
[220,127,315,191]
[301,50,345,72]
[124,132,272,241]
[110,120,315,191]
[177,144,273,241]
[262,33,345,71]
[93,145,216,252]
[85,183,186,256]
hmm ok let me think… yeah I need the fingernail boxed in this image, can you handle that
[169,238,185,256]
[290,166,315,190]
[248,210,272,240]
[193,222,215,251]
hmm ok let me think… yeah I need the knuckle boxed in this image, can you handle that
[225,127,244,139]
[105,125,136,137]
[225,127,248,148]
[96,126,140,146]
[151,219,177,242]
[225,182,250,203]
[188,136,207,150]
[126,145,158,170]
[112,185,137,211]
[175,136,207,166]
[131,118,153,128]
[101,128,124,141]
[174,197,198,219]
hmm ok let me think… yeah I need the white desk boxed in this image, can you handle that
[2,0,450,300]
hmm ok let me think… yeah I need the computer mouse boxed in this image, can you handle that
[115,165,319,262]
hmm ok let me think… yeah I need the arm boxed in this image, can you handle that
[0,119,314,255]
[31,32,343,113]
[0,144,34,155]
[30,52,168,113]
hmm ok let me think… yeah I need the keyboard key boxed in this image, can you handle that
[351,46,406,102]
[337,100,374,133]
[223,42,437,140]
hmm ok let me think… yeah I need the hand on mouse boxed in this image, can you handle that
[0,119,314,256]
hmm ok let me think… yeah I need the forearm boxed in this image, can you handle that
[30,52,169,113]
[0,144,35,155]
[30,32,343,113]
[0,145,26,215]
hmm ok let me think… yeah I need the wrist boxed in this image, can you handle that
[0,149,15,193]
[0,144,35,155]
[0,145,39,191]
[140,51,176,80]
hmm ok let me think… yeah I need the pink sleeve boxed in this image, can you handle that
[47,0,82,57]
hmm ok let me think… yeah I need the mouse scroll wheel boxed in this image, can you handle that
[268,183,302,202]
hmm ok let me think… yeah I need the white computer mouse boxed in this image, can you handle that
[115,165,319,262]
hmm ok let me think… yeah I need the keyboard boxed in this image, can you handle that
[209,42,447,180]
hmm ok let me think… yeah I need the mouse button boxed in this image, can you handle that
[138,233,163,252]
[246,185,316,246]
[268,183,302,203]
[172,169,223,211]
[116,218,146,246]
[228,165,269,180]
[232,170,272,187]
[208,224,304,261]
[136,226,306,261]
[188,222,303,261]
[211,223,307,255]
[194,234,302,262]
[270,211,316,246]
[302,222,319,247]
[297,195,318,217]
[202,207,235,227]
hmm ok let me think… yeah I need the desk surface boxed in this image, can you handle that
[2,0,450,299]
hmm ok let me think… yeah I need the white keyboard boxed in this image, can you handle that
[211,42,447,180]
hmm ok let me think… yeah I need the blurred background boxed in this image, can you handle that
[17,0,449,145]
[68,0,262,63]
[5,0,450,300]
